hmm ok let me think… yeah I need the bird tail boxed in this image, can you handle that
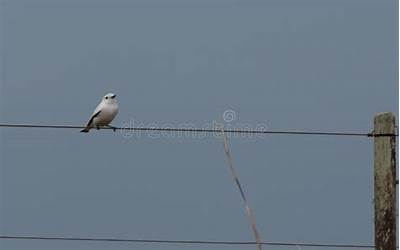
[80,127,90,133]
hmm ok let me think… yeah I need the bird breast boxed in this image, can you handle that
[94,104,118,126]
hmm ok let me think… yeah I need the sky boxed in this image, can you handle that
[0,0,398,249]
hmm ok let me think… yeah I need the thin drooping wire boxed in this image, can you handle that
[0,235,377,248]
[221,126,263,250]
[0,123,397,137]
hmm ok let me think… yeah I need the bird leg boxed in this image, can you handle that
[107,125,117,132]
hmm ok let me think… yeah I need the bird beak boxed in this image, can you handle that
[111,94,116,99]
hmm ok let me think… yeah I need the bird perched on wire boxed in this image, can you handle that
[81,93,119,133]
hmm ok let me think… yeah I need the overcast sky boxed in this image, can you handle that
[0,0,398,249]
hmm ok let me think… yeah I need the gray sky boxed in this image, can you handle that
[0,0,398,249]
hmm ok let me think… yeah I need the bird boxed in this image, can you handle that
[81,93,119,133]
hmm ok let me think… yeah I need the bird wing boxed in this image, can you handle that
[85,109,102,128]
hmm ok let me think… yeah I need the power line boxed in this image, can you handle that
[0,123,397,137]
[0,235,376,248]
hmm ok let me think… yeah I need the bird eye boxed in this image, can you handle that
[105,97,108,99]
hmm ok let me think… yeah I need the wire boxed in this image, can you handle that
[221,127,262,250]
[0,123,397,137]
[0,235,376,248]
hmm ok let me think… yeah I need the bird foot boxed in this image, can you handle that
[107,125,117,132]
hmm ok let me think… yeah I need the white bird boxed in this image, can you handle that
[81,93,119,133]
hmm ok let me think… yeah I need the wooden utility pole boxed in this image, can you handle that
[374,112,396,250]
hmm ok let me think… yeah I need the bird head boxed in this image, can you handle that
[102,93,117,104]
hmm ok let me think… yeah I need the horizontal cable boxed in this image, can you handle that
[0,123,396,137]
[0,235,375,248]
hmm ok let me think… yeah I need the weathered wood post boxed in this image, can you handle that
[373,112,396,250]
